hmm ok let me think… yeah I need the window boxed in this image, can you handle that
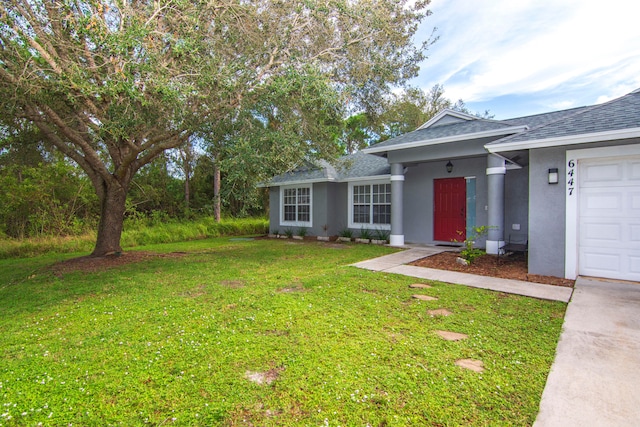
[349,182,391,229]
[280,186,312,226]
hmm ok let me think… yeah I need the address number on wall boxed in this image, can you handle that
[567,159,576,196]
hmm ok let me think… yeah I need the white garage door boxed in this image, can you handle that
[578,156,640,281]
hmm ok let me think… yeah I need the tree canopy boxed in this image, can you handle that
[0,0,431,255]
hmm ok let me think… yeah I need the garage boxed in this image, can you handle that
[578,155,640,281]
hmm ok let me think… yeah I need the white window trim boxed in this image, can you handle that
[347,180,391,230]
[279,184,313,228]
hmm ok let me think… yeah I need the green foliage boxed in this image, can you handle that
[1,0,432,254]
[375,85,471,142]
[0,161,98,238]
[359,227,373,240]
[375,228,391,243]
[0,218,268,259]
[339,229,353,239]
[458,226,491,264]
[283,228,294,238]
[296,227,308,237]
[0,239,566,425]
[340,113,376,154]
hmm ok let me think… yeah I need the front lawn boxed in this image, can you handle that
[0,238,565,426]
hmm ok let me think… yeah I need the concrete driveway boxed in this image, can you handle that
[534,277,640,426]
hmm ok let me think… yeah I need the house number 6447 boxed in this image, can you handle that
[567,159,576,196]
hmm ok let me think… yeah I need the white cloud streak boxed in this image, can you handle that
[414,0,640,113]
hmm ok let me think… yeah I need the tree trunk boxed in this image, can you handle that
[213,163,221,223]
[184,173,190,214]
[92,181,128,257]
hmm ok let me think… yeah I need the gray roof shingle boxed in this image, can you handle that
[267,151,390,185]
[369,119,518,150]
[267,89,640,185]
[489,90,640,146]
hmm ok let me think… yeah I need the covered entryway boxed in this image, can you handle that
[434,177,466,242]
[578,155,640,281]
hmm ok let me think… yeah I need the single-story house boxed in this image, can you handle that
[264,88,640,282]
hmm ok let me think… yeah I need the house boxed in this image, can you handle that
[264,89,640,282]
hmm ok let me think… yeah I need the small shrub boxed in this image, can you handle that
[339,229,353,239]
[458,225,490,264]
[284,228,294,238]
[375,228,390,243]
[359,227,372,240]
[297,227,308,237]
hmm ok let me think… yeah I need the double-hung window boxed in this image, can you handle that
[349,182,391,229]
[280,185,312,227]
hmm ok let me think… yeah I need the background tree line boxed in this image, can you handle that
[0,83,475,239]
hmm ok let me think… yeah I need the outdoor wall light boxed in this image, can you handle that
[446,160,453,174]
[548,168,559,184]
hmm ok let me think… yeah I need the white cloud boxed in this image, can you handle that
[413,0,640,114]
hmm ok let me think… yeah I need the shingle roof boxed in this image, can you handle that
[368,119,518,150]
[488,90,640,146]
[267,151,390,185]
[500,106,590,127]
[267,89,640,184]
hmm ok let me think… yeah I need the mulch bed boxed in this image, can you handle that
[49,251,186,276]
[410,251,575,287]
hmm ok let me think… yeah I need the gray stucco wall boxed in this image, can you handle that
[268,182,349,237]
[504,166,529,243]
[387,137,495,165]
[528,147,567,277]
[403,156,489,245]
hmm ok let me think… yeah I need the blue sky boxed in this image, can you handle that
[410,0,640,119]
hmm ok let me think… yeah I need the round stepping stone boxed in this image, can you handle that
[428,308,452,316]
[455,359,484,372]
[409,283,432,289]
[412,294,438,301]
[435,330,468,341]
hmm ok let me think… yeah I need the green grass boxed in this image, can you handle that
[0,217,268,259]
[0,238,566,426]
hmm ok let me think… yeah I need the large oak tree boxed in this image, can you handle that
[0,0,431,256]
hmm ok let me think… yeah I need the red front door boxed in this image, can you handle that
[434,178,466,242]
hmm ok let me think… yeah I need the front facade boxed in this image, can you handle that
[265,89,640,282]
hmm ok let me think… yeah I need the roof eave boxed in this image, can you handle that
[364,125,529,155]
[257,177,336,187]
[338,174,391,183]
[485,127,640,153]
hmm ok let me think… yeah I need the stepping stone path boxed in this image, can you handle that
[455,359,484,373]
[409,284,484,373]
[412,294,438,301]
[435,330,468,341]
[427,308,453,316]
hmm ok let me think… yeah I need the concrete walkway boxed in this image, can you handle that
[352,247,573,302]
[534,277,640,427]
[353,248,640,426]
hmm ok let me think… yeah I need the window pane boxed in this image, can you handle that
[298,205,310,222]
[284,206,296,221]
[373,205,391,224]
[353,205,370,223]
[298,187,310,204]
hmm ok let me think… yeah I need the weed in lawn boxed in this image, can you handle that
[0,238,566,426]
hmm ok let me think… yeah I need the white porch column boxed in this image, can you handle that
[486,155,505,254]
[390,163,405,246]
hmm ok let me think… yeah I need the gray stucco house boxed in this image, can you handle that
[264,89,640,282]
